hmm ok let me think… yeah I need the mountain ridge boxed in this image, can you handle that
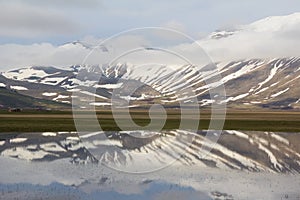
[1,57,299,110]
[1,13,300,110]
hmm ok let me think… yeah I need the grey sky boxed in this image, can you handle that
[0,0,299,71]
[0,0,300,45]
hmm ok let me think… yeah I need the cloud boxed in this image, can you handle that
[199,13,300,62]
[0,13,300,71]
[162,20,186,33]
[0,33,193,71]
[0,2,78,38]
[0,34,152,71]
[0,43,90,70]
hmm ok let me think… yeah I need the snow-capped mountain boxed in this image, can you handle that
[203,12,300,63]
[1,57,300,110]
[209,12,300,40]
[247,12,300,32]
[1,13,300,110]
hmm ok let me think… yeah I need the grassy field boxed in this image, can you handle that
[0,110,300,132]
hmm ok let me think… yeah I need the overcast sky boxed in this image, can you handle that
[0,0,300,70]
[1,0,300,45]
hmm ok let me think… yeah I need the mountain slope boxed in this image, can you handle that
[1,13,300,110]
[1,57,300,110]
[0,87,70,109]
[212,58,300,109]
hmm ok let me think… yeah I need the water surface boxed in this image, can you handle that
[0,130,300,199]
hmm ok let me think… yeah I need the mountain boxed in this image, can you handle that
[0,87,70,109]
[1,13,300,110]
[209,12,300,40]
[215,58,300,110]
[1,57,300,110]
[0,68,72,109]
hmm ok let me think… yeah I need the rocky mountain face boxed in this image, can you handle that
[0,57,299,110]
[215,57,300,110]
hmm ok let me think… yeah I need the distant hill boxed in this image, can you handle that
[0,87,70,110]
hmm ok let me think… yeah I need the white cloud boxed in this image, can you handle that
[0,13,300,71]
[0,43,89,70]
[162,20,186,33]
[0,35,151,71]
[199,13,300,62]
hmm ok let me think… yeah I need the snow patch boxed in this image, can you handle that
[226,130,249,139]
[53,95,69,101]
[254,61,283,92]
[9,138,28,143]
[10,86,28,91]
[42,132,57,137]
[258,143,282,170]
[199,99,215,106]
[270,133,289,145]
[80,91,108,100]
[270,144,280,151]
[1,147,55,160]
[58,131,69,135]
[3,68,50,81]
[270,88,289,98]
[66,137,80,141]
[89,102,111,106]
[91,139,122,147]
[68,78,97,87]
[42,92,57,97]
[254,87,269,95]
[94,83,123,89]
[253,135,269,146]
[67,88,81,92]
[224,93,249,103]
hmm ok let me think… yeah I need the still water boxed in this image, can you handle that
[0,130,299,200]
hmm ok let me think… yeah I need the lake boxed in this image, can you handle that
[0,130,300,200]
